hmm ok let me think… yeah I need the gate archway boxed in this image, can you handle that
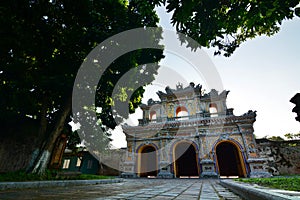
[215,141,246,177]
[174,142,199,177]
[138,145,158,177]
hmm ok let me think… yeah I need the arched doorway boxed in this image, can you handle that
[174,142,199,177]
[138,145,158,177]
[216,141,246,177]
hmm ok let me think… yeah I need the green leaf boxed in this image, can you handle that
[295,7,300,17]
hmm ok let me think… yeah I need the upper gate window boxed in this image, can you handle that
[150,111,157,121]
[209,103,218,117]
[176,106,188,120]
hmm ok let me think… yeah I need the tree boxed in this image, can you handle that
[0,0,163,174]
[2,0,300,174]
[268,136,285,141]
[290,93,300,122]
[284,132,300,140]
[152,0,300,56]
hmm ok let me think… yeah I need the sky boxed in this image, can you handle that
[110,6,300,148]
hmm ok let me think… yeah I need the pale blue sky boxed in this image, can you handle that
[111,6,300,148]
[203,16,300,140]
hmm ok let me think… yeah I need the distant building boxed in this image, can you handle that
[61,151,100,175]
[121,83,271,178]
[61,150,121,176]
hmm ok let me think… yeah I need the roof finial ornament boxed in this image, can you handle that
[176,82,183,90]
[189,82,195,88]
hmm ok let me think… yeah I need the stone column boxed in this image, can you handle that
[200,159,218,178]
[247,158,272,178]
[200,135,218,178]
[120,138,137,178]
[236,124,250,158]
[157,136,174,178]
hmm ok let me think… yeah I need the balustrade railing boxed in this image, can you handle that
[138,112,226,125]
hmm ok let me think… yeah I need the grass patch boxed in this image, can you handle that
[0,170,114,182]
[77,174,113,180]
[0,171,52,182]
[236,176,300,191]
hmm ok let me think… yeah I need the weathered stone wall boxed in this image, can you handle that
[97,149,125,176]
[98,163,120,176]
[256,139,300,175]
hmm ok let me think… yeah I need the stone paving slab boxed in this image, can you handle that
[0,179,122,190]
[0,179,244,200]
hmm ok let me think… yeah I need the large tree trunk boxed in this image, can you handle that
[30,96,72,175]
[26,97,49,173]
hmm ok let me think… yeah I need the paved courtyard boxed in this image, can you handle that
[0,179,243,200]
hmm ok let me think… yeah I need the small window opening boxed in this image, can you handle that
[62,159,70,169]
[209,103,218,117]
[176,106,188,120]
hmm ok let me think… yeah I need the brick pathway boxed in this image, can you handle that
[0,179,243,200]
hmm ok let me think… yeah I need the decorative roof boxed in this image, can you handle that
[156,82,202,99]
[142,82,230,108]
[203,89,229,99]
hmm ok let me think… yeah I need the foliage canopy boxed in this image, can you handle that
[0,0,163,173]
[153,0,300,56]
